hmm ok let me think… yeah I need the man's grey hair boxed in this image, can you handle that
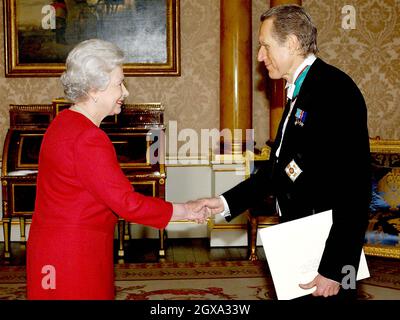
[261,4,318,56]
[61,39,124,102]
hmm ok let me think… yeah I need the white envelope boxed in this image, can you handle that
[259,210,370,300]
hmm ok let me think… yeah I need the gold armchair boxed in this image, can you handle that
[364,137,400,259]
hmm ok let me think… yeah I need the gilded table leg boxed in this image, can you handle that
[3,218,11,259]
[124,221,131,241]
[118,219,125,258]
[158,228,166,258]
[19,217,26,242]
[248,216,259,261]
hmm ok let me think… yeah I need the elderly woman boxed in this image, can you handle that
[27,39,206,300]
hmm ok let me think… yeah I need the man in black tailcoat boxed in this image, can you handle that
[191,4,371,300]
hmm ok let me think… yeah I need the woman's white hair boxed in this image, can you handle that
[61,39,124,102]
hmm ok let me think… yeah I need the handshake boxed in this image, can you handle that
[171,197,226,224]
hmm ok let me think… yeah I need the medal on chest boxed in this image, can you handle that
[285,159,303,182]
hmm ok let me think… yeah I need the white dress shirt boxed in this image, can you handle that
[275,54,317,159]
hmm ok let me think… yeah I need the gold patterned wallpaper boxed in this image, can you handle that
[0,0,399,156]
[303,0,400,140]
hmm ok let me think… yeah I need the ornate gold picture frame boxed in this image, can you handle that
[4,0,180,77]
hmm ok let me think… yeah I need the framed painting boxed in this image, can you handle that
[4,0,180,77]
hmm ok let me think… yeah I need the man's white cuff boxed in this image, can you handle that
[219,195,231,218]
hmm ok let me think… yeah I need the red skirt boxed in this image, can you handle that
[27,224,115,300]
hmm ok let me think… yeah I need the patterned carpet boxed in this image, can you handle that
[0,258,399,300]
